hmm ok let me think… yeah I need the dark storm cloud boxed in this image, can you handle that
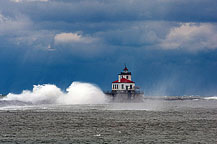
[1,0,217,53]
[2,0,217,23]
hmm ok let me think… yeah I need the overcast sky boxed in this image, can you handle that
[1,0,217,96]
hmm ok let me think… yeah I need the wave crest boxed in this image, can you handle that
[2,82,107,105]
[204,96,217,100]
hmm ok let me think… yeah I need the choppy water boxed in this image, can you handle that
[0,99,217,143]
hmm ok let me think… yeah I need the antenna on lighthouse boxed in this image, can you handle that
[123,64,128,71]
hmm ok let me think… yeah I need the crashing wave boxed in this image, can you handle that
[1,82,107,106]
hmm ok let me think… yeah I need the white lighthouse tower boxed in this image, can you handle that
[112,65,135,91]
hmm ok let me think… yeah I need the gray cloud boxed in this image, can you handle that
[95,21,173,47]
[0,13,32,36]
[1,0,217,23]
[54,32,97,44]
[10,0,48,2]
[0,0,217,58]
[160,23,217,51]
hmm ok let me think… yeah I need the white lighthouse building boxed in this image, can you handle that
[105,65,144,102]
[112,66,135,91]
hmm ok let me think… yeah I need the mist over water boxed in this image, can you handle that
[1,81,217,111]
[2,82,107,105]
[204,96,217,100]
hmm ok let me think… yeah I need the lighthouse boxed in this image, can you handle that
[105,65,144,102]
[112,66,135,91]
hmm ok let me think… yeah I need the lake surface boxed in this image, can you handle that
[0,99,217,143]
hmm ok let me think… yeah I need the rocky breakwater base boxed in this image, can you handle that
[105,91,144,102]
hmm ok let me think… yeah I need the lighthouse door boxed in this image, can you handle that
[126,86,129,90]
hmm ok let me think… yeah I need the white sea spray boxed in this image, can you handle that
[3,82,107,105]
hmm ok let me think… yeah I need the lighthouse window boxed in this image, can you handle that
[126,76,128,79]
[117,85,118,89]
[122,84,124,89]
[130,85,132,89]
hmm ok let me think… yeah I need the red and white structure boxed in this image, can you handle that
[112,66,135,91]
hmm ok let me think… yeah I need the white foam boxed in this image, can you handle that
[3,82,107,105]
[57,82,106,104]
[204,96,217,100]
